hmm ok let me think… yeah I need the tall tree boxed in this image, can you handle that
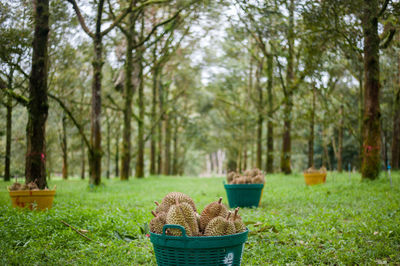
[25,0,50,189]
[361,0,395,179]
[392,45,400,169]
[307,84,316,168]
[67,0,167,184]
[265,53,274,173]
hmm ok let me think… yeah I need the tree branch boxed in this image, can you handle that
[378,0,390,18]
[131,8,183,49]
[66,0,95,38]
[102,0,173,37]
[0,88,29,106]
[380,28,396,49]
[48,93,92,154]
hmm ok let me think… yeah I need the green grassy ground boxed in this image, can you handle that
[1,172,400,265]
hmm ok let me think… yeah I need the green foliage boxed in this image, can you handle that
[1,173,400,264]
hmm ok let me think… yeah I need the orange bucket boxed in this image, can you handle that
[303,172,327,186]
[8,190,56,210]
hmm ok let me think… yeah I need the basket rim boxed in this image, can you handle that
[8,190,56,196]
[150,229,249,240]
[223,183,264,188]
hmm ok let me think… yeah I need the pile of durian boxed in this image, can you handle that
[304,166,327,174]
[150,192,246,237]
[8,181,54,191]
[9,181,39,191]
[227,168,265,184]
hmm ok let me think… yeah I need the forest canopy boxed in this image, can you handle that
[0,0,399,185]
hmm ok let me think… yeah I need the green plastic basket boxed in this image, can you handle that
[224,182,264,208]
[150,224,249,266]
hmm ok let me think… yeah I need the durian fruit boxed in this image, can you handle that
[204,212,236,236]
[244,176,253,184]
[9,182,22,191]
[154,201,167,214]
[199,197,229,231]
[166,198,199,236]
[243,169,255,177]
[26,181,39,190]
[229,207,246,233]
[236,177,246,184]
[157,192,197,214]
[304,166,318,173]
[252,174,265,184]
[227,171,236,183]
[149,211,167,234]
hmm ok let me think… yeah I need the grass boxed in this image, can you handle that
[1,172,400,265]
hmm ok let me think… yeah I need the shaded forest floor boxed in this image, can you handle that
[1,172,400,265]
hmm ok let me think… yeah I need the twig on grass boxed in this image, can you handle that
[60,220,93,241]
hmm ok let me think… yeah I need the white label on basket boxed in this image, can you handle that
[223,252,234,265]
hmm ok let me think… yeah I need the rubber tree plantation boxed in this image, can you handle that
[0,0,399,265]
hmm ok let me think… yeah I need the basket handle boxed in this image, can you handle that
[162,224,188,238]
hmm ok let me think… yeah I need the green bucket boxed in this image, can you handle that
[224,183,264,208]
[150,224,249,266]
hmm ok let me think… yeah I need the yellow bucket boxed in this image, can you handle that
[303,173,327,186]
[8,190,56,210]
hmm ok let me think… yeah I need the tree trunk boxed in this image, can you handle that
[337,104,343,172]
[162,112,171,175]
[256,59,263,169]
[61,114,68,179]
[392,41,400,169]
[4,77,12,181]
[150,49,158,175]
[358,69,364,169]
[157,77,164,175]
[172,115,178,175]
[135,45,145,178]
[120,14,134,181]
[89,28,104,185]
[265,53,274,173]
[106,115,111,179]
[81,138,85,179]
[281,0,294,175]
[115,127,119,177]
[361,0,381,179]
[25,0,49,189]
[227,149,237,172]
[281,97,292,174]
[307,85,316,168]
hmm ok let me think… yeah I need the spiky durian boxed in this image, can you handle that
[252,174,265,184]
[204,212,236,236]
[26,181,39,190]
[157,192,197,214]
[166,198,199,236]
[154,201,167,214]
[227,171,236,183]
[243,169,255,177]
[149,211,167,234]
[199,197,228,231]
[9,182,22,191]
[229,207,246,233]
